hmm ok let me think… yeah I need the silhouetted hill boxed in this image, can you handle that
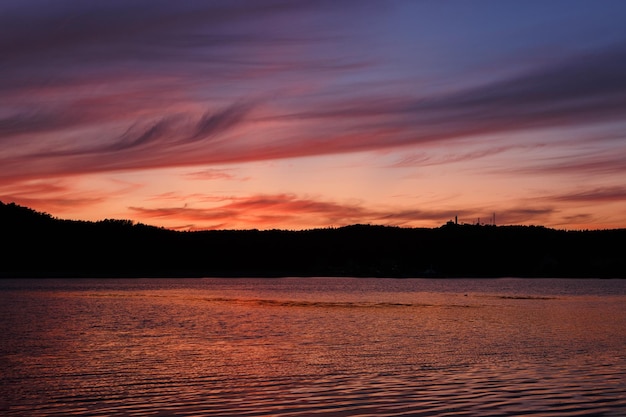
[1,201,624,278]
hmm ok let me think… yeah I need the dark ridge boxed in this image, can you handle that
[1,201,624,278]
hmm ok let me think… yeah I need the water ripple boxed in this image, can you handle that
[2,278,626,416]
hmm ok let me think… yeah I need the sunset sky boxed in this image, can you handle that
[2,0,626,230]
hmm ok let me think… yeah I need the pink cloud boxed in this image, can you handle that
[129,194,372,229]
[128,193,558,230]
[0,177,143,216]
[2,1,625,231]
[184,169,246,181]
[2,42,626,182]
[511,152,626,177]
[389,144,544,168]
[0,180,103,212]
[550,186,626,203]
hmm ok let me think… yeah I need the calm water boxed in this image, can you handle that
[1,278,625,416]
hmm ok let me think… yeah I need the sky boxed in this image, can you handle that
[2,0,626,230]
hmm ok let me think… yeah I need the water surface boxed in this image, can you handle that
[1,278,625,416]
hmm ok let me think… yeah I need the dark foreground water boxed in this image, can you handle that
[1,278,625,416]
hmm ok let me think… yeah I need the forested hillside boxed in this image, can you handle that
[1,201,624,278]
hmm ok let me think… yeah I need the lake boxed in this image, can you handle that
[1,278,625,416]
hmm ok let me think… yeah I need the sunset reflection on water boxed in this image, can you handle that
[1,278,625,416]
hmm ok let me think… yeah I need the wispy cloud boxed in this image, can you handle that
[0,179,103,211]
[0,1,342,87]
[190,102,256,142]
[498,151,626,177]
[549,186,626,203]
[129,193,557,230]
[389,144,545,168]
[276,44,626,146]
[490,208,556,226]
[0,176,144,215]
[3,42,626,180]
[2,1,626,230]
[184,168,247,181]
[130,193,372,229]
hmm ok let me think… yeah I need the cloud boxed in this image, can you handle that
[0,179,104,211]
[0,111,66,138]
[0,175,147,216]
[107,119,173,152]
[379,207,555,226]
[549,186,626,203]
[490,208,556,226]
[389,144,544,168]
[4,42,626,181]
[0,102,260,181]
[189,102,256,142]
[499,151,626,177]
[0,2,303,64]
[0,88,184,143]
[130,193,373,228]
[0,0,362,97]
[128,193,557,230]
[2,1,626,191]
[277,44,626,144]
[184,169,244,181]
[561,213,594,224]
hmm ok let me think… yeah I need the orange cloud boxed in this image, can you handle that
[128,193,558,230]
[0,179,103,212]
[3,1,626,231]
[183,168,247,181]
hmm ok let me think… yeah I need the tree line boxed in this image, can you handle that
[1,201,624,278]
